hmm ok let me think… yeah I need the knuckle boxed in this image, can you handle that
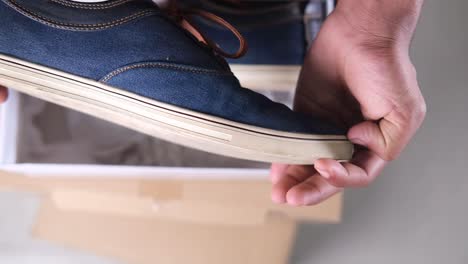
[376,135,401,161]
[409,62,418,76]
[407,75,427,123]
[356,177,372,187]
[357,173,378,187]
[330,179,346,188]
[325,174,344,187]
[414,100,427,121]
[383,149,400,161]
[358,182,371,188]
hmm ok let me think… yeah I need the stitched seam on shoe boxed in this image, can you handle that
[49,0,133,10]
[100,62,232,83]
[4,0,157,30]
[8,0,153,27]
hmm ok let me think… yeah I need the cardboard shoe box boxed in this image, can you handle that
[0,91,343,264]
[35,199,297,264]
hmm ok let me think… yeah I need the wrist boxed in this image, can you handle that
[334,0,424,46]
[337,0,424,18]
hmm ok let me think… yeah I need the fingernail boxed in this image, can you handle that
[271,188,286,204]
[271,194,286,204]
[316,168,330,179]
[286,191,304,207]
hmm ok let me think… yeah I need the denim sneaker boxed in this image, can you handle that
[181,0,334,91]
[0,0,352,164]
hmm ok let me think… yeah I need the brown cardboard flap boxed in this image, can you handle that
[51,189,267,225]
[50,182,342,224]
[33,199,296,264]
[168,180,343,222]
[139,180,183,200]
[1,170,342,224]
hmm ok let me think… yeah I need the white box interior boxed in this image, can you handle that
[0,89,294,176]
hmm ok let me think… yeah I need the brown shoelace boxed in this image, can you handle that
[164,4,248,59]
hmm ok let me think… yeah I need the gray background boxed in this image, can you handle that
[1,0,467,263]
[293,0,468,263]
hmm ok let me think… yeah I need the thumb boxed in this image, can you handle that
[347,119,400,161]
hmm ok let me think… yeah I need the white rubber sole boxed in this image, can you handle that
[230,64,301,92]
[0,54,353,164]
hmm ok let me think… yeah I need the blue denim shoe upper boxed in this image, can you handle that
[182,0,307,65]
[0,0,344,134]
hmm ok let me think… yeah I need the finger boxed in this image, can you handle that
[286,174,342,206]
[271,165,314,204]
[314,150,387,187]
[0,86,8,103]
[269,163,289,184]
[348,100,426,161]
[347,121,388,158]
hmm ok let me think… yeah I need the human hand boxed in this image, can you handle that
[271,0,426,206]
